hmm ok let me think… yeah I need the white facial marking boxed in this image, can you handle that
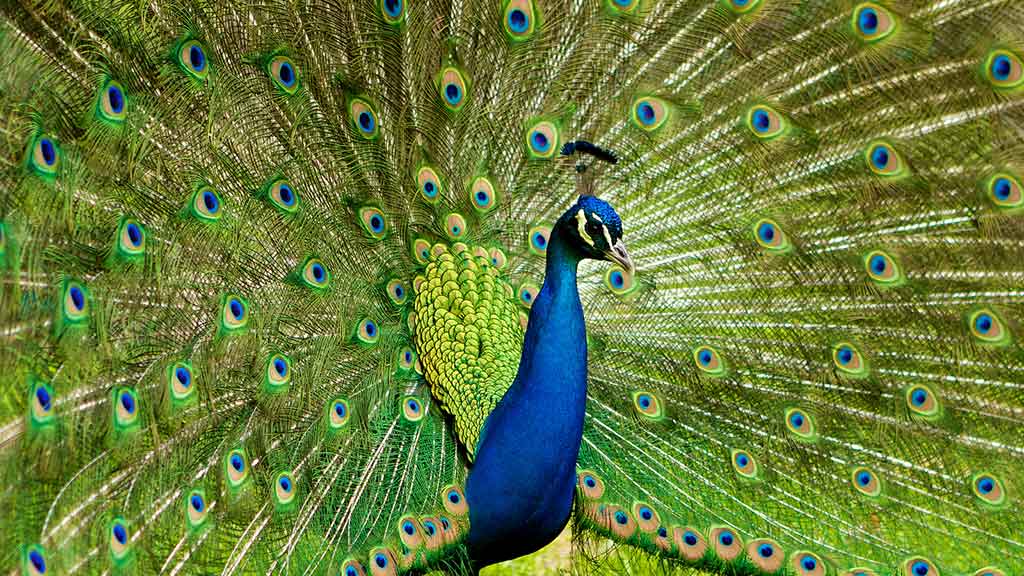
[575,209,595,247]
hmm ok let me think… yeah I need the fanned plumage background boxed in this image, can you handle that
[1,0,1022,575]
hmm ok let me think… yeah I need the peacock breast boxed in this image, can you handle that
[412,242,524,460]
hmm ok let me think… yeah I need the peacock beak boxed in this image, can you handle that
[604,240,634,275]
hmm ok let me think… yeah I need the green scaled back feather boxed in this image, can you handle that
[0,1,1022,576]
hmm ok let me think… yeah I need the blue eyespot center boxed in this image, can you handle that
[912,561,929,576]
[120,392,135,414]
[802,556,817,571]
[359,111,374,132]
[871,146,890,169]
[346,567,358,576]
[975,313,993,333]
[699,350,712,365]
[424,521,436,535]
[638,395,651,408]
[312,264,324,281]
[175,366,191,385]
[448,490,460,504]
[108,86,124,114]
[476,191,488,203]
[857,471,872,486]
[521,290,532,301]
[752,110,771,132]
[190,494,204,511]
[279,62,295,86]
[911,388,928,407]
[684,531,698,546]
[838,347,854,365]
[369,215,384,232]
[404,351,411,362]
[395,285,404,297]
[993,178,1012,199]
[759,544,773,557]
[189,45,205,71]
[992,55,1012,81]
[273,358,287,377]
[112,523,127,544]
[610,271,624,288]
[384,0,402,17]
[445,83,461,103]
[719,531,734,546]
[614,511,628,525]
[365,321,377,337]
[658,527,667,538]
[870,254,888,274]
[69,286,85,310]
[202,191,219,212]
[230,453,244,472]
[508,9,528,33]
[407,399,419,412]
[531,131,549,152]
[736,453,749,468]
[334,402,346,417]
[40,138,56,165]
[35,386,52,411]
[424,181,436,196]
[790,413,805,428]
[584,476,596,488]
[978,477,995,494]
[126,223,142,246]
[279,476,291,492]
[637,102,655,125]
[229,298,244,320]
[403,521,414,535]
[858,8,878,34]
[29,550,45,573]
[639,507,652,520]
[533,233,546,247]
[279,185,294,205]
[758,222,775,242]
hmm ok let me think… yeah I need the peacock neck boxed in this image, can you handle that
[466,223,590,566]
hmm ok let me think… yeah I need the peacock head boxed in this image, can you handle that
[557,195,633,274]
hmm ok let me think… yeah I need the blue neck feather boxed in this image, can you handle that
[466,224,589,567]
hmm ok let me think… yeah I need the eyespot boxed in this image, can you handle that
[117,218,145,258]
[23,544,47,576]
[632,391,664,420]
[220,294,249,333]
[604,265,638,296]
[266,179,299,214]
[906,384,941,419]
[631,97,669,132]
[225,448,248,488]
[62,280,89,323]
[785,407,816,441]
[693,345,726,376]
[296,257,329,290]
[416,166,443,203]
[412,238,432,264]
[380,0,405,23]
[601,506,637,539]
[109,518,130,561]
[398,347,416,371]
[518,282,540,309]
[178,39,209,79]
[384,279,407,305]
[865,141,905,177]
[350,98,379,139]
[607,0,640,14]
[984,49,1023,89]
[986,173,1023,209]
[419,516,443,549]
[30,134,60,175]
[723,0,762,14]
[401,396,424,422]
[185,489,208,529]
[747,539,784,573]
[503,0,537,41]
[29,380,55,427]
[746,105,786,139]
[832,342,869,376]
[864,250,903,284]
[168,362,195,404]
[440,66,468,111]
[526,225,551,256]
[274,471,296,506]
[710,526,742,561]
[264,354,291,392]
[967,308,1010,345]
[368,547,397,576]
[971,473,1006,506]
[853,3,896,42]
[352,207,386,241]
[526,121,558,159]
[973,568,1005,576]
[268,55,299,93]
[321,399,350,432]
[487,247,508,269]
[631,502,660,532]
[851,466,882,497]
[98,80,127,123]
[577,470,605,499]
[903,557,937,576]
[342,559,366,576]
[110,387,140,430]
[752,218,791,252]
[470,176,497,212]
[356,318,379,345]
[191,187,223,222]
[442,485,468,515]
[731,449,758,479]
[443,212,466,240]
[674,526,707,561]
[794,551,826,576]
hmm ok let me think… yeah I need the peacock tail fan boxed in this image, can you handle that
[0,0,1021,575]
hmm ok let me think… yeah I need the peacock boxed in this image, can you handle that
[1,0,1022,575]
